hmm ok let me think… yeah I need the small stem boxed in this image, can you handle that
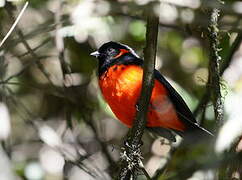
[0,2,28,48]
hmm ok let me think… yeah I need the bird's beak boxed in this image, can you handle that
[90,51,100,58]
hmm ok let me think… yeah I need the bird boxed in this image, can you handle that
[90,41,213,142]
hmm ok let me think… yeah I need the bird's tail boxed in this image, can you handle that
[148,123,213,143]
[177,122,214,144]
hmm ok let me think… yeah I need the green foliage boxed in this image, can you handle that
[128,20,146,41]
[161,31,183,56]
[182,46,208,67]
[28,0,49,8]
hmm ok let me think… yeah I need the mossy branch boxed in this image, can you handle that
[193,32,242,120]
[117,3,159,180]
[208,8,224,128]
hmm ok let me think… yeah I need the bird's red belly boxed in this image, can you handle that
[99,65,186,131]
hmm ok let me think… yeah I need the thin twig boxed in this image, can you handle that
[15,30,54,84]
[2,17,68,52]
[6,88,103,179]
[0,55,53,85]
[16,37,51,58]
[4,3,57,86]
[140,167,152,180]
[0,2,28,48]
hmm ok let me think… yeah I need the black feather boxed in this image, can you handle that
[154,70,214,138]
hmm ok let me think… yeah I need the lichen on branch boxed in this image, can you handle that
[208,8,224,128]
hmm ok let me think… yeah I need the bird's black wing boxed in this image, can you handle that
[154,70,213,137]
[154,70,196,123]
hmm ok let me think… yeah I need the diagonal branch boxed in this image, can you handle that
[5,2,54,85]
[117,3,159,180]
[0,2,28,48]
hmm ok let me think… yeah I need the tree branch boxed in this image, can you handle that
[117,3,159,180]
[194,21,242,121]
[208,8,224,128]
[5,3,54,85]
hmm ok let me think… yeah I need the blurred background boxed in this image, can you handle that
[0,0,242,179]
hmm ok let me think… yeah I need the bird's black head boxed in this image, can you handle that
[90,41,141,75]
